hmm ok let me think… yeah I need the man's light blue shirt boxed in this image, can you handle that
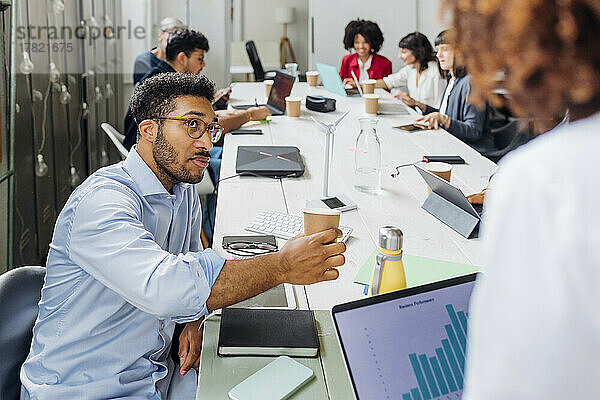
[20,148,225,399]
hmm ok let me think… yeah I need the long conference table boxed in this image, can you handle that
[196,82,496,399]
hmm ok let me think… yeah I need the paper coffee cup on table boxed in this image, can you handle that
[303,208,341,238]
[424,162,452,193]
[361,79,376,94]
[285,96,302,117]
[263,79,274,97]
[306,71,319,87]
[364,94,379,115]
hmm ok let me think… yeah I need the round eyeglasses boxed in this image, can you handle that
[154,116,224,143]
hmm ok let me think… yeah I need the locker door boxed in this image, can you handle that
[102,0,120,163]
[81,0,100,173]
[26,0,58,261]
[93,0,110,167]
[49,9,72,209]
[64,0,88,187]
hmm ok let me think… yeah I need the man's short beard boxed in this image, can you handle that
[152,125,205,185]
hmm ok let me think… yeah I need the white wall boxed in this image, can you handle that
[417,0,448,45]
[308,0,446,73]
[242,0,309,73]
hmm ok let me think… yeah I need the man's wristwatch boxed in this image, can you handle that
[247,110,253,122]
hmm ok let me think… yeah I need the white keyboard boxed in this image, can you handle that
[245,210,353,242]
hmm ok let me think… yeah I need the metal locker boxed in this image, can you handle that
[63,0,88,188]
[12,73,40,266]
[102,0,120,163]
[49,10,72,210]
[26,0,59,262]
[92,0,110,167]
[81,0,100,174]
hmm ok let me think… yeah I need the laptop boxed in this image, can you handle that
[232,71,295,115]
[316,62,361,97]
[332,273,478,400]
[236,146,305,178]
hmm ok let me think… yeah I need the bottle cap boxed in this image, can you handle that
[378,226,403,251]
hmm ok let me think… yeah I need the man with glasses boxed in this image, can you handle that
[124,28,270,245]
[20,72,347,399]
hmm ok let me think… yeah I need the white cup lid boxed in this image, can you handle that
[263,80,274,84]
[303,208,341,216]
[364,79,377,84]
[285,96,302,102]
[363,94,379,99]
[306,71,319,76]
[424,162,453,172]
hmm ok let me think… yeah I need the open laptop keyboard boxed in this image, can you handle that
[245,210,353,242]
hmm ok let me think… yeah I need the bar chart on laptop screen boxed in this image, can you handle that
[334,281,475,400]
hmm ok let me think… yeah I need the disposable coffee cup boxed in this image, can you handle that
[303,208,341,239]
[364,94,379,115]
[360,79,376,94]
[285,96,302,117]
[424,162,452,193]
[263,79,274,97]
[306,71,319,87]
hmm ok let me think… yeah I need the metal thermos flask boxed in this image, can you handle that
[369,226,407,296]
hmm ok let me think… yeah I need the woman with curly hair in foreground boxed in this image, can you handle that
[450,0,600,398]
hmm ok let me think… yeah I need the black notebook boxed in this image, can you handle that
[217,308,319,357]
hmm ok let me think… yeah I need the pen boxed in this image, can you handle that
[351,71,363,96]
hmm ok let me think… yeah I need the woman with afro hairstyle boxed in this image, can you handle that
[339,19,392,86]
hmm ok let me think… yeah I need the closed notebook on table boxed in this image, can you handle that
[218,308,319,357]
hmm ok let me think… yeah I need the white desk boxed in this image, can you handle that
[196,83,496,398]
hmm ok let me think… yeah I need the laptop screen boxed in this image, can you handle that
[332,275,477,400]
[267,72,295,111]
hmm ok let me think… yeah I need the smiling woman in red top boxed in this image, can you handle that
[339,19,392,86]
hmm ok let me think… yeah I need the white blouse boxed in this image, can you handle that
[463,112,600,399]
[357,55,372,82]
[382,60,445,108]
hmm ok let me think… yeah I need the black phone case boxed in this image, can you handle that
[423,155,466,164]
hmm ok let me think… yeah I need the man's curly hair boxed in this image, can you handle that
[129,72,216,125]
[444,0,600,129]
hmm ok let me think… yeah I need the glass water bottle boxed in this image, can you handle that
[354,118,381,193]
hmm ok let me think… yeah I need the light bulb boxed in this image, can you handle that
[35,154,49,177]
[59,85,71,104]
[88,16,100,29]
[69,166,80,187]
[100,149,109,166]
[20,51,35,74]
[32,89,43,102]
[94,86,103,103]
[105,83,114,98]
[49,62,60,83]
[52,0,65,13]
[81,102,89,119]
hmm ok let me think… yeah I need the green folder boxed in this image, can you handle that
[353,250,479,288]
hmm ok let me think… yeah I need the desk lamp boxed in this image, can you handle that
[306,110,358,212]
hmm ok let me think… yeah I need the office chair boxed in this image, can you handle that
[245,40,278,82]
[482,119,531,163]
[0,266,45,400]
[101,122,129,160]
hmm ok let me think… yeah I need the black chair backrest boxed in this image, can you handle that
[492,119,520,150]
[245,40,265,82]
[0,266,45,400]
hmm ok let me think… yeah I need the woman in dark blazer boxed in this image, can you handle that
[339,19,392,85]
[411,31,494,153]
